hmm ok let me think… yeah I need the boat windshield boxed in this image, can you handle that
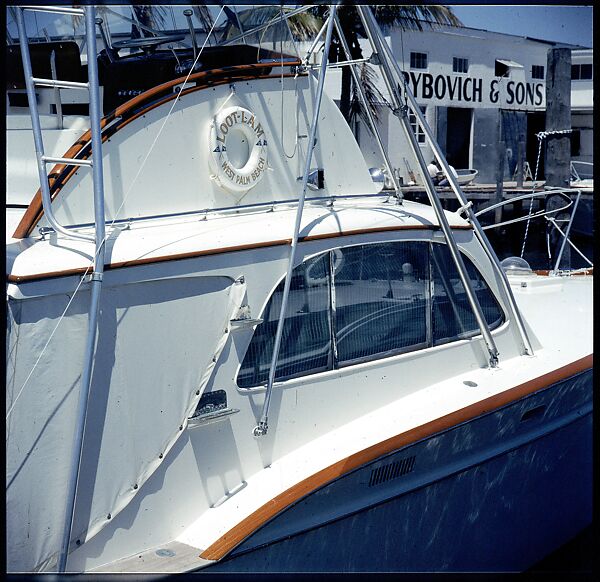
[5,4,304,61]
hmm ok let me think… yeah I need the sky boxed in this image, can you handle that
[6,5,594,49]
[450,4,593,48]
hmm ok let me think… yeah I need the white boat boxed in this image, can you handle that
[455,168,478,185]
[6,5,593,574]
[439,168,478,187]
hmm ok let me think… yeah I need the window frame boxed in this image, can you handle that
[410,51,428,71]
[236,240,506,388]
[453,56,469,74]
[531,65,545,80]
[408,105,427,145]
[571,63,593,81]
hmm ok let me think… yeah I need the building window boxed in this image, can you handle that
[409,106,427,145]
[453,57,469,74]
[571,63,593,80]
[495,60,510,77]
[237,242,504,388]
[531,65,545,80]
[410,51,428,70]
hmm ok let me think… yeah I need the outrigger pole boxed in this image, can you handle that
[254,4,339,437]
[357,5,501,367]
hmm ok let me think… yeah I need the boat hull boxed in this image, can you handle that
[207,368,592,572]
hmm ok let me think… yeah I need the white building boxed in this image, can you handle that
[321,23,593,185]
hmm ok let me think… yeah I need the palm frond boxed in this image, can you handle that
[350,62,388,131]
[286,10,321,41]
[373,5,462,32]
[131,5,167,37]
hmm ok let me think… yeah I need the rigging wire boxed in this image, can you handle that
[520,129,573,259]
[280,5,301,159]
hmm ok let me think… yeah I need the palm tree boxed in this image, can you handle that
[318,4,462,127]
[82,4,459,134]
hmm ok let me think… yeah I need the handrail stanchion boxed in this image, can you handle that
[553,189,581,272]
[358,5,500,368]
[57,5,107,572]
[253,5,338,437]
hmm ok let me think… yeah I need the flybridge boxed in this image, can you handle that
[403,71,545,108]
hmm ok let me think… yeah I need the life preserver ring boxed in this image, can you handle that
[209,106,268,193]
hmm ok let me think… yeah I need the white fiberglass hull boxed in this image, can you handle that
[205,367,592,572]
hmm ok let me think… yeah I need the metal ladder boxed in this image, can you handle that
[15,5,107,573]
[15,4,105,242]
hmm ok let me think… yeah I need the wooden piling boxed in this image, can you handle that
[545,48,572,268]
[495,140,505,224]
[545,48,572,188]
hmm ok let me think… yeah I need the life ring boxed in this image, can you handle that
[209,105,268,193]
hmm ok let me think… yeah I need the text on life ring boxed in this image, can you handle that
[209,106,268,193]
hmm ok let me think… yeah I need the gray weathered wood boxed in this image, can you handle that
[545,48,572,188]
[495,140,505,223]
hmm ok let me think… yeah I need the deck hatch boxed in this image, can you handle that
[368,455,416,487]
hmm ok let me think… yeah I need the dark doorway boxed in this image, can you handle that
[446,107,472,168]
[526,112,546,179]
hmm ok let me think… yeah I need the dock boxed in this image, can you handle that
[399,181,593,223]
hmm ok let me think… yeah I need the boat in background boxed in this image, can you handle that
[6,4,593,574]
[439,167,478,187]
[455,168,478,185]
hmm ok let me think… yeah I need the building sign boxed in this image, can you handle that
[402,71,545,110]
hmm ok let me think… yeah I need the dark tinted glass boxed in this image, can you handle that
[431,243,504,345]
[238,253,332,387]
[334,242,429,364]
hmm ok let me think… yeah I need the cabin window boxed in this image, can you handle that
[431,243,504,345]
[531,65,545,80]
[410,52,428,70]
[334,242,429,365]
[238,242,505,388]
[453,57,469,74]
[571,63,593,80]
[237,253,333,388]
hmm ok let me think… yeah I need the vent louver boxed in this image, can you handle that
[368,455,416,487]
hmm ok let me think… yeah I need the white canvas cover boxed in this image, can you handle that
[6,273,245,571]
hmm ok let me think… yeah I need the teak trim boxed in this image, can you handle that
[12,60,302,240]
[534,268,593,277]
[6,223,472,283]
[200,353,593,561]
